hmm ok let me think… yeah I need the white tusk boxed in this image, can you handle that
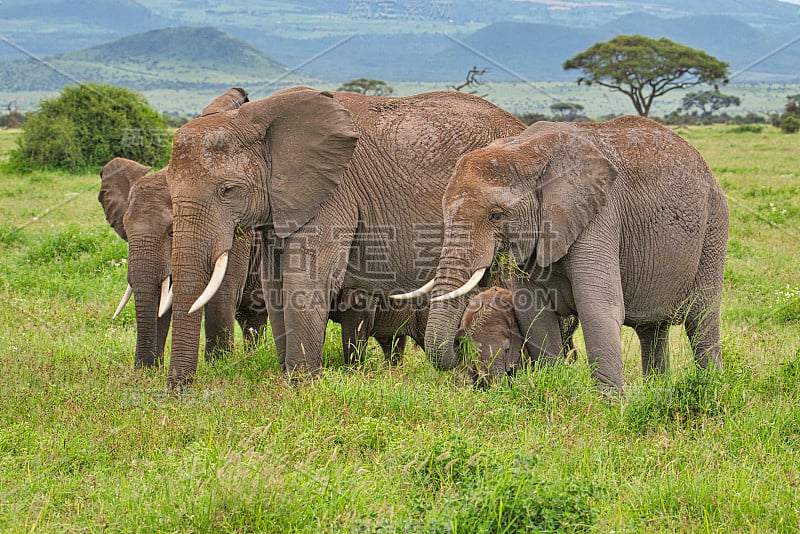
[158,277,173,317]
[431,268,487,303]
[189,252,229,314]
[113,285,133,319]
[390,279,436,300]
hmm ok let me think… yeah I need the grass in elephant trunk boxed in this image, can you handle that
[1,125,800,532]
[488,250,529,286]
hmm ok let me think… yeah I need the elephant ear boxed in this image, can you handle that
[241,88,359,238]
[98,158,151,240]
[459,298,484,333]
[201,87,249,116]
[534,131,618,267]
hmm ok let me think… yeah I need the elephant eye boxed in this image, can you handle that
[489,209,505,223]
[220,185,236,197]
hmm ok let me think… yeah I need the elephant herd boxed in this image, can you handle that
[101,86,729,395]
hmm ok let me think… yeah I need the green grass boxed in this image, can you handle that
[1,125,800,532]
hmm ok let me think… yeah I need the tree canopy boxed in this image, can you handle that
[681,90,740,117]
[11,83,170,172]
[563,35,729,117]
[336,78,394,96]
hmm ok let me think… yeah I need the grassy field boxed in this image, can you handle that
[0,124,799,532]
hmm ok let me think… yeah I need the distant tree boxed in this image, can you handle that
[516,112,550,125]
[337,78,394,96]
[549,102,585,121]
[563,35,730,117]
[784,94,800,117]
[771,94,800,128]
[452,66,487,95]
[780,116,800,134]
[681,90,740,118]
[10,84,170,172]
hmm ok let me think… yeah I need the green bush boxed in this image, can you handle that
[779,115,800,134]
[729,124,763,134]
[9,83,170,172]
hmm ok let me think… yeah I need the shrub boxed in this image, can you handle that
[729,124,763,134]
[779,115,800,134]
[9,83,170,172]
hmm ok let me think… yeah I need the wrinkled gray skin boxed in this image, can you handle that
[165,87,524,385]
[99,158,267,367]
[458,287,579,386]
[99,89,268,368]
[427,116,729,394]
[99,158,267,368]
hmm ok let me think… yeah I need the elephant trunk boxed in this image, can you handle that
[131,283,161,368]
[168,204,233,386]
[127,239,171,368]
[425,250,479,371]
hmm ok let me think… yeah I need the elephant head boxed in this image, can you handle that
[99,158,173,368]
[165,87,359,384]
[422,122,618,371]
[457,287,525,387]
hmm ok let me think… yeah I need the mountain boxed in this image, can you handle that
[248,14,800,82]
[0,27,298,92]
[0,0,169,61]
[2,0,799,63]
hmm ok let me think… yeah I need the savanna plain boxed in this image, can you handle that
[0,124,799,532]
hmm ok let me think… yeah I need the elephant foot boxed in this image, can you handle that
[167,373,194,391]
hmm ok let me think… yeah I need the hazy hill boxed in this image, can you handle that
[0,27,298,92]
[0,0,170,61]
[249,14,800,82]
[2,0,799,63]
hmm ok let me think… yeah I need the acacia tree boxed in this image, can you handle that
[336,78,394,96]
[549,102,585,121]
[681,90,740,117]
[563,35,729,117]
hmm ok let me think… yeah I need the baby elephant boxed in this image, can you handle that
[457,287,525,386]
[458,287,579,386]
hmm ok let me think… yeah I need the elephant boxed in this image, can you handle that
[457,287,580,386]
[164,86,525,385]
[99,89,268,368]
[331,288,428,365]
[457,286,525,386]
[413,116,728,394]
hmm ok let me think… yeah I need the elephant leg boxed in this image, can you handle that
[203,300,236,362]
[236,284,268,347]
[684,302,722,370]
[513,302,564,364]
[634,322,670,376]
[261,230,287,368]
[282,287,329,378]
[154,312,171,367]
[339,309,374,365]
[378,335,406,365]
[577,309,624,394]
[204,235,250,362]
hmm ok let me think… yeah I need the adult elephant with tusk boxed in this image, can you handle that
[99,88,268,369]
[164,86,525,385]
[413,116,728,394]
